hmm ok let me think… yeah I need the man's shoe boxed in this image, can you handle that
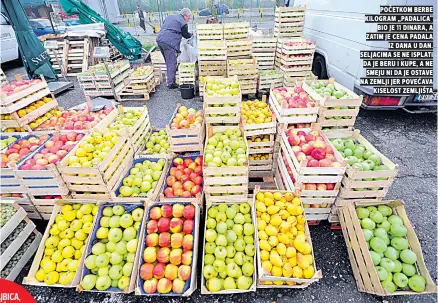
[167,83,178,89]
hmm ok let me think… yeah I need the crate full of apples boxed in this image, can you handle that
[269,85,319,124]
[166,105,204,153]
[1,134,51,194]
[160,155,203,204]
[201,200,257,294]
[325,129,398,203]
[112,157,168,202]
[77,203,146,293]
[280,124,347,184]
[29,195,70,221]
[136,202,199,296]
[338,201,436,296]
[203,76,242,125]
[23,201,98,287]
[253,187,322,287]
[15,132,84,196]
[58,130,134,199]
[276,153,339,221]
[203,126,249,202]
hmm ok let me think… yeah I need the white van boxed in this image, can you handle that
[294,0,437,112]
[0,13,19,63]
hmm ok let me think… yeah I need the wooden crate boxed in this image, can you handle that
[158,155,203,204]
[269,86,319,124]
[252,187,322,286]
[201,199,256,294]
[203,76,242,125]
[203,125,249,201]
[167,105,205,153]
[223,22,249,40]
[28,195,72,220]
[24,200,97,288]
[274,6,306,38]
[77,202,146,294]
[252,37,277,53]
[324,129,398,202]
[338,201,436,296]
[283,72,317,87]
[258,70,283,90]
[198,41,227,61]
[279,126,347,184]
[276,154,339,221]
[253,52,275,70]
[0,201,42,281]
[136,201,200,296]
[58,132,134,199]
[139,128,173,159]
[227,58,258,95]
[196,23,224,41]
[177,63,196,85]
[111,156,169,203]
[226,39,252,58]
[302,78,363,129]
[198,61,227,78]
[95,105,151,152]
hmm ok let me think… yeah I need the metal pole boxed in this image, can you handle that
[44,1,56,34]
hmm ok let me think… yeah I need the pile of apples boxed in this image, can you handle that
[108,109,143,131]
[130,66,153,78]
[20,132,84,170]
[36,107,114,131]
[247,134,271,149]
[288,123,312,129]
[16,96,53,119]
[65,131,119,169]
[0,79,42,97]
[163,156,203,199]
[28,109,57,130]
[286,129,341,168]
[241,100,273,124]
[0,136,18,150]
[142,130,170,155]
[117,158,166,197]
[205,79,240,97]
[204,128,248,168]
[80,205,144,291]
[169,106,203,130]
[272,87,316,109]
[203,202,255,292]
[255,191,315,285]
[309,82,350,99]
[35,203,97,285]
[330,137,390,189]
[357,205,427,293]
[140,203,195,294]
[0,135,49,168]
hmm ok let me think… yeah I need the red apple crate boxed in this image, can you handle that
[203,76,242,125]
[201,198,257,294]
[276,155,338,221]
[159,155,203,205]
[0,200,42,281]
[111,156,169,203]
[338,200,436,296]
[23,199,98,287]
[269,85,319,124]
[95,105,151,153]
[76,202,146,294]
[166,104,205,153]
[58,131,134,200]
[203,125,249,202]
[252,187,322,287]
[324,129,398,203]
[136,201,200,296]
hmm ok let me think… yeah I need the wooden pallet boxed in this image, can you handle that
[58,132,134,199]
[203,125,249,201]
[223,22,249,40]
[0,201,42,281]
[338,201,436,296]
[203,76,242,125]
[63,39,90,74]
[196,23,224,41]
[226,39,253,58]
[198,41,227,61]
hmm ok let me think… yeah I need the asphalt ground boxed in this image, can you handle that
[2,62,437,303]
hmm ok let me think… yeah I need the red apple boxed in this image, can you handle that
[183,219,194,234]
[308,159,319,167]
[311,148,326,160]
[327,183,335,190]
[158,217,171,232]
[194,156,202,166]
[301,144,313,155]
[183,204,195,219]
[169,167,178,176]
[288,135,300,146]
[193,176,203,186]
[164,187,174,198]
[317,184,327,191]
[183,158,193,167]
[194,166,202,176]
[319,159,333,167]
[183,168,193,176]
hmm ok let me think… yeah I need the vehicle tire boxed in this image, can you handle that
[312,54,328,79]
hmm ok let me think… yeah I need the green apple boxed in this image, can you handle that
[216,222,227,234]
[380,258,395,273]
[106,241,116,253]
[390,224,407,237]
[402,263,416,277]
[400,249,417,265]
[234,252,245,265]
[109,216,120,228]
[244,244,255,256]
[370,251,381,265]
[208,207,218,218]
[207,277,222,292]
[382,280,397,293]
[234,213,245,224]
[120,214,133,228]
[370,237,387,253]
[236,275,252,290]
[393,272,408,288]
[233,224,243,236]
[123,227,137,241]
[95,254,110,268]
[226,230,237,243]
[95,275,111,291]
[234,239,245,252]
[223,276,236,290]
[226,246,236,258]
[206,218,217,229]
[243,223,254,236]
[110,252,123,265]
[102,207,113,217]
[81,274,97,290]
[96,227,109,239]
[92,242,106,255]
[118,276,130,290]
[203,264,217,279]
[85,255,97,270]
[205,229,218,243]
[226,219,234,229]
[242,262,254,276]
[215,246,227,260]
[115,241,127,255]
[226,207,236,219]
[216,212,227,222]
[109,264,123,280]
[408,274,426,292]
[126,239,138,253]
[216,234,228,247]
[384,247,399,261]
[122,262,133,276]
[376,266,388,281]
[108,228,123,243]
[213,259,226,272]
[204,254,215,265]
[205,243,216,254]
